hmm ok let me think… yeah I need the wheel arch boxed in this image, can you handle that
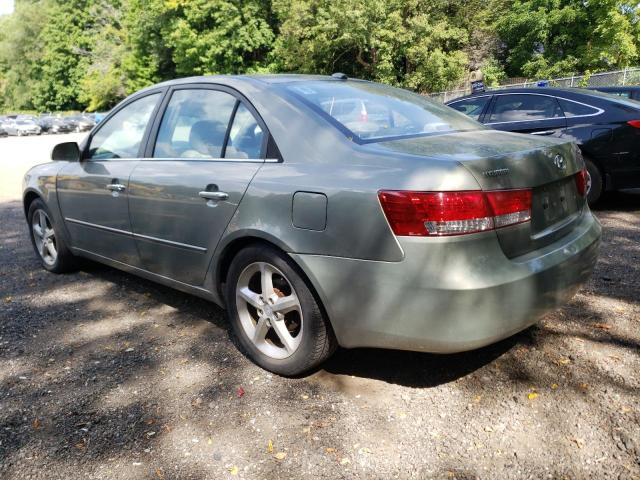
[23,189,42,217]
[214,234,338,342]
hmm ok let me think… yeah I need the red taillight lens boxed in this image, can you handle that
[378,189,532,237]
[627,120,640,128]
[575,168,588,196]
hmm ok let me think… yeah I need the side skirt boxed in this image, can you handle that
[71,247,224,307]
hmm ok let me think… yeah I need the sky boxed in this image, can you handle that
[0,0,14,16]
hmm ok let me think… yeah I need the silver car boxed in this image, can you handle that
[23,75,601,375]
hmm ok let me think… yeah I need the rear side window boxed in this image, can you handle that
[284,81,482,142]
[489,94,563,123]
[154,89,237,159]
[557,98,601,117]
[225,103,264,159]
[449,96,491,120]
[88,93,160,159]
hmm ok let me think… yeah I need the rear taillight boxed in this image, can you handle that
[575,168,588,197]
[378,189,532,237]
[627,120,640,128]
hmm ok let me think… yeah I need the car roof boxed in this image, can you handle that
[446,86,640,106]
[590,85,640,91]
[133,74,372,99]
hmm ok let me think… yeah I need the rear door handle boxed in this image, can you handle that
[199,191,229,201]
[106,183,126,192]
[530,130,555,136]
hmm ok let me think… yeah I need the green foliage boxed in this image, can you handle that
[1,0,639,111]
[495,0,640,79]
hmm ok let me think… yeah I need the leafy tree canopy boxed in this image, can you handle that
[1,0,639,111]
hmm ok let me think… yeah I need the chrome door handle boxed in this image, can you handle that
[199,191,229,201]
[531,130,555,136]
[106,183,126,192]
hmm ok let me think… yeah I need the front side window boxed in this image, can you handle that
[88,93,160,159]
[154,89,237,159]
[489,94,563,123]
[283,81,482,142]
[449,96,491,120]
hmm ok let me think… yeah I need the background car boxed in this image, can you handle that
[3,119,42,136]
[447,87,640,204]
[0,124,7,137]
[589,85,640,101]
[64,114,95,132]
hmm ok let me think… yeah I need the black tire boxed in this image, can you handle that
[584,158,603,206]
[27,198,78,273]
[225,244,337,376]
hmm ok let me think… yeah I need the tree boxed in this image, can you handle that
[495,0,640,79]
[0,0,50,110]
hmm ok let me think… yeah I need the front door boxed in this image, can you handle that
[485,93,567,137]
[128,86,266,286]
[57,92,163,265]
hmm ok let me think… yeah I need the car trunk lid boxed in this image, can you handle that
[374,130,586,257]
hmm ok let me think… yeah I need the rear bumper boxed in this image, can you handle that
[291,210,601,353]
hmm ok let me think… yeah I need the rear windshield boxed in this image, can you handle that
[283,80,483,142]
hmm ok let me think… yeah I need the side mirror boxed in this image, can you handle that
[51,142,81,162]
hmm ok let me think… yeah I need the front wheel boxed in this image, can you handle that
[225,245,336,376]
[27,199,78,273]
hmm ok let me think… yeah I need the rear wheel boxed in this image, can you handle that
[225,244,336,376]
[584,158,603,206]
[27,199,78,273]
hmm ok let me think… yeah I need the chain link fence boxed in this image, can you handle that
[428,67,640,103]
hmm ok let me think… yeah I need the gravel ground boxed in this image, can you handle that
[0,135,639,479]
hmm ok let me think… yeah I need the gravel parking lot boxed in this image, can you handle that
[0,135,639,479]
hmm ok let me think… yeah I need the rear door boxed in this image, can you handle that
[485,93,567,137]
[128,85,267,286]
[57,91,163,265]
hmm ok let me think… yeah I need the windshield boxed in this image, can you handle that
[283,80,483,142]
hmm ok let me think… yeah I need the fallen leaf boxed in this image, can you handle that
[301,394,309,400]
[267,439,274,453]
[325,447,336,453]
[570,437,585,448]
[527,392,539,400]
[237,387,245,398]
[32,418,41,430]
[340,457,350,465]
[555,358,571,366]
[229,465,239,475]
[397,412,407,419]
[579,383,589,391]
[4,296,12,303]
[274,451,287,460]
[155,468,165,479]
[592,323,612,330]
[551,383,558,390]
[358,447,372,455]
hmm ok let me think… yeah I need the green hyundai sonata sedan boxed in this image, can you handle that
[23,74,601,375]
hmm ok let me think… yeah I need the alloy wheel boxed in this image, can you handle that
[235,262,303,359]
[32,209,57,266]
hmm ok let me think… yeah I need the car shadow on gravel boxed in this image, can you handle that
[320,333,522,388]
